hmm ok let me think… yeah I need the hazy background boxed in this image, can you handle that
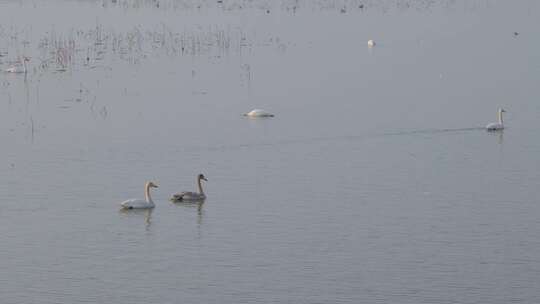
[0,0,539,303]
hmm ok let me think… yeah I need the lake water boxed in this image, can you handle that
[1,0,540,303]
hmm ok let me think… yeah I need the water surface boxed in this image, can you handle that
[1,0,540,303]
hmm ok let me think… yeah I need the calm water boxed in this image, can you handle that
[1,0,540,303]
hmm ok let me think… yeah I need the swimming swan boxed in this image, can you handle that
[243,109,274,117]
[5,57,30,74]
[120,181,159,209]
[367,39,376,47]
[170,174,208,202]
[486,108,506,131]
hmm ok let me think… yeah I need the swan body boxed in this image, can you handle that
[367,39,375,47]
[120,181,158,209]
[486,122,503,131]
[486,108,506,131]
[170,174,207,202]
[4,66,25,73]
[5,57,29,74]
[243,109,274,117]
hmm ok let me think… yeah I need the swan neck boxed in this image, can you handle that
[198,177,204,195]
[498,110,504,125]
[145,184,153,204]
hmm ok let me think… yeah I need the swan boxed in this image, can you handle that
[120,181,158,209]
[486,108,506,131]
[243,109,274,118]
[5,57,29,74]
[170,174,208,202]
[367,39,375,47]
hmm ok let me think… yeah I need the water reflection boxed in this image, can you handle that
[119,208,153,230]
[171,200,205,239]
[496,130,504,145]
[171,200,205,226]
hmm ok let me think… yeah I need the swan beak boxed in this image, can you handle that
[203,177,208,181]
[152,184,159,188]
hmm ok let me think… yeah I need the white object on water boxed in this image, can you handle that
[486,108,506,131]
[5,57,29,74]
[367,39,375,47]
[243,109,274,117]
[120,181,159,209]
[170,174,208,201]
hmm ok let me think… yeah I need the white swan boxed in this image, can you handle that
[170,174,208,202]
[5,57,29,74]
[486,108,506,131]
[367,39,376,47]
[243,109,274,118]
[120,181,158,209]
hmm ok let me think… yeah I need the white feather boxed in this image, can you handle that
[120,198,154,209]
[486,108,506,131]
[244,109,274,117]
[120,182,158,209]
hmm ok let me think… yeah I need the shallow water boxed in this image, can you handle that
[1,0,540,303]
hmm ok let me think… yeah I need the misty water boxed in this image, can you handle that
[1,0,540,303]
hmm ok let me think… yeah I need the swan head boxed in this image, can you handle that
[198,174,208,182]
[499,108,506,113]
[146,181,159,188]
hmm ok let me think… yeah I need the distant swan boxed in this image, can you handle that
[486,108,506,131]
[5,57,29,74]
[120,181,159,209]
[367,39,376,47]
[243,109,274,117]
[170,174,208,202]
